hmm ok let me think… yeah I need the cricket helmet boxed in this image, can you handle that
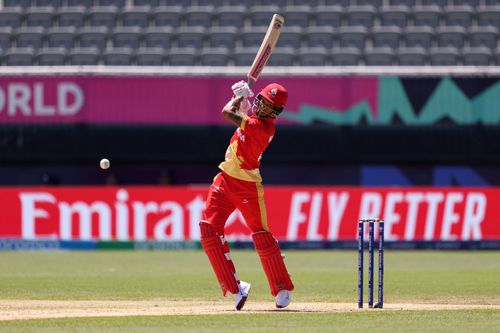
[259,83,288,108]
[253,83,288,118]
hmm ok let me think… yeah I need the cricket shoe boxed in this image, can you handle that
[275,290,291,308]
[234,281,251,311]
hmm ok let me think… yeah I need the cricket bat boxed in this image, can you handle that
[246,14,285,87]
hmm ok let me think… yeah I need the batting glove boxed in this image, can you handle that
[232,80,254,98]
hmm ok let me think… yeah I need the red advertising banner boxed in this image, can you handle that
[0,186,498,241]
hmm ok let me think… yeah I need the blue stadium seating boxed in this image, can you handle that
[0,1,499,66]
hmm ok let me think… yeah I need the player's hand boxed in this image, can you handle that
[229,96,244,113]
[232,80,254,98]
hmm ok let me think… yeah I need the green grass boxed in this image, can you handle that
[0,250,499,332]
[1,311,500,333]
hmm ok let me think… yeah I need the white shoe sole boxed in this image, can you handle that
[275,290,291,308]
[235,282,251,311]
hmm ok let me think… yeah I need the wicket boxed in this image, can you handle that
[358,218,384,309]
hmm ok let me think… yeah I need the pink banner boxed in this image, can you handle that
[0,186,498,241]
[0,76,377,125]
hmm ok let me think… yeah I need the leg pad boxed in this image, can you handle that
[200,221,239,296]
[252,231,295,296]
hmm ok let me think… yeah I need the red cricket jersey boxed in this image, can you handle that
[219,114,275,182]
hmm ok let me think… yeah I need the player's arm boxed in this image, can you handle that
[221,96,246,127]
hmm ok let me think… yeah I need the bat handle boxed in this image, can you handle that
[247,77,256,88]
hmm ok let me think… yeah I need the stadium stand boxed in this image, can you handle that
[37,46,66,65]
[68,46,99,64]
[47,26,76,48]
[0,0,498,65]
[135,46,164,65]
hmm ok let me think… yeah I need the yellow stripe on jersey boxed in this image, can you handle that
[218,140,262,182]
[256,182,269,231]
[240,114,249,130]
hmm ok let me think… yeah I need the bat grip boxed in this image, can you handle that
[247,77,256,88]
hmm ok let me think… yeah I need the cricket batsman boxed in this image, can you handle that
[199,81,295,310]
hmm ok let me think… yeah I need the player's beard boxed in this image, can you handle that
[252,98,275,119]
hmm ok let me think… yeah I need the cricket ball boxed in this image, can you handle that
[100,158,110,170]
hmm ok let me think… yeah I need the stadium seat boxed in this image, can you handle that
[111,26,142,49]
[358,0,382,6]
[436,26,466,49]
[16,27,45,50]
[33,0,61,7]
[421,0,447,7]
[175,26,206,49]
[152,6,183,28]
[372,26,401,49]
[477,5,500,28]
[241,26,268,47]
[47,26,77,49]
[277,26,303,49]
[324,0,349,5]
[167,47,198,66]
[314,5,343,28]
[199,47,230,66]
[389,0,415,6]
[291,0,319,5]
[57,6,87,28]
[165,0,194,6]
[429,46,460,65]
[412,5,441,27]
[69,47,100,65]
[267,47,295,66]
[364,47,395,66]
[96,0,125,7]
[5,47,34,66]
[143,26,173,48]
[297,46,328,66]
[338,26,367,49]
[347,5,376,28]
[397,46,427,65]
[67,0,93,7]
[37,47,67,66]
[121,6,151,28]
[331,46,361,66]
[4,0,31,8]
[305,26,335,48]
[215,6,247,28]
[207,26,238,48]
[462,46,492,65]
[380,5,410,27]
[233,46,258,66]
[197,0,223,6]
[283,5,311,27]
[404,26,434,49]
[184,5,215,27]
[135,47,164,66]
[445,5,474,27]
[250,0,286,7]
[452,0,479,6]
[78,26,109,50]
[134,0,160,6]
[0,27,13,50]
[88,6,118,29]
[26,6,55,28]
[250,5,281,26]
[469,26,498,49]
[226,0,261,5]
[0,7,23,28]
[103,47,133,65]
